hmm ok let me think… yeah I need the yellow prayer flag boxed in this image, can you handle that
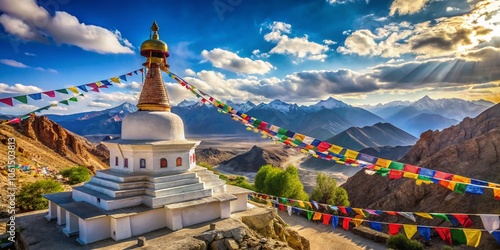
[375,158,392,168]
[415,180,433,185]
[313,212,322,221]
[345,149,359,160]
[110,77,120,83]
[447,181,457,191]
[328,144,343,154]
[463,229,481,248]
[306,202,312,209]
[451,175,471,184]
[353,216,364,227]
[297,201,304,208]
[95,81,103,86]
[266,200,272,206]
[403,225,417,239]
[68,87,79,94]
[403,172,419,179]
[414,212,433,219]
[488,183,500,188]
[294,133,305,141]
[353,208,366,217]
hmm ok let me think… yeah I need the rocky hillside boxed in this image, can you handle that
[342,103,500,214]
[219,145,291,172]
[196,148,237,166]
[325,122,417,150]
[358,146,413,161]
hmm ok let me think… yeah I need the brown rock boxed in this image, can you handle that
[210,239,227,250]
[224,238,239,250]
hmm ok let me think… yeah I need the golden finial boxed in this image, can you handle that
[151,21,159,39]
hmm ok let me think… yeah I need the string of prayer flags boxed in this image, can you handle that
[169,69,500,199]
[0,69,140,108]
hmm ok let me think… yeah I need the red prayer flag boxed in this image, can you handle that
[435,227,452,245]
[278,204,285,211]
[7,118,21,124]
[434,171,454,180]
[342,218,351,230]
[127,72,133,76]
[386,211,397,216]
[0,98,13,106]
[98,84,108,88]
[42,91,56,98]
[338,206,347,214]
[322,214,332,225]
[388,224,401,235]
[403,164,420,173]
[317,142,331,152]
[494,188,500,200]
[389,169,404,179]
[139,68,144,72]
[453,214,473,228]
[91,88,100,92]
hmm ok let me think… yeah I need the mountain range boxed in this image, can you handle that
[12,96,494,141]
[362,96,494,136]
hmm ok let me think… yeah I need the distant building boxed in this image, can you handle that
[44,22,250,245]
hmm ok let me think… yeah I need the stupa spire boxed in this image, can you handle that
[137,21,171,112]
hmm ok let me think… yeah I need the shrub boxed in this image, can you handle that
[310,173,350,206]
[17,179,64,211]
[387,234,424,250]
[60,166,91,184]
[255,165,308,200]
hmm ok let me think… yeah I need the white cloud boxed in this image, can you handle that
[201,48,274,74]
[185,69,196,76]
[0,0,134,54]
[326,0,356,4]
[88,101,112,108]
[389,0,430,16]
[114,81,141,89]
[24,52,35,56]
[0,59,29,68]
[323,39,337,45]
[446,6,459,12]
[263,21,330,62]
[34,67,58,73]
[93,92,139,103]
[18,104,37,109]
[0,83,43,95]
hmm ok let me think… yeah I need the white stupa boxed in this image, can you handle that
[43,22,250,245]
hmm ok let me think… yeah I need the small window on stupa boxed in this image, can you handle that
[124,158,129,168]
[140,159,146,168]
[176,157,182,167]
[115,157,119,166]
[160,158,167,168]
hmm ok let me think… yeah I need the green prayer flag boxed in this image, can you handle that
[454,183,467,194]
[389,161,405,170]
[59,100,69,105]
[253,119,262,127]
[13,95,28,104]
[431,213,450,222]
[278,128,287,135]
[376,168,390,176]
[293,139,302,145]
[417,175,432,181]
[450,229,467,245]
[69,97,78,102]
[56,89,69,94]
[307,211,313,220]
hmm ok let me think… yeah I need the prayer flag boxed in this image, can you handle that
[69,97,78,102]
[313,212,322,221]
[287,206,292,216]
[435,171,453,180]
[0,98,13,106]
[398,212,416,222]
[494,188,500,200]
[417,226,431,241]
[447,215,460,226]
[59,100,69,105]
[403,225,417,239]
[77,85,88,92]
[419,168,436,177]
[454,183,467,194]
[452,175,471,184]
[471,179,488,186]
[465,185,484,195]
[14,95,28,104]
[102,80,112,86]
[415,212,433,220]
[389,170,403,179]
[342,218,351,230]
[369,222,382,232]
[463,229,481,247]
[110,77,120,83]
[68,87,79,94]
[375,158,391,168]
[403,172,419,179]
[56,89,68,94]
[431,213,450,222]
[358,153,376,163]
[353,208,367,217]
[480,215,500,233]
[436,228,452,245]
[318,142,331,152]
[450,229,467,245]
[491,231,500,246]
[332,216,339,229]
[42,91,56,97]
[403,164,420,174]
[453,214,473,228]
[322,214,332,225]
[119,75,127,81]
[307,211,313,220]
[294,133,305,141]
[388,224,401,236]
[298,201,305,208]
[352,217,363,227]
[389,161,405,170]
[28,93,42,100]
[338,206,347,215]
[278,204,285,211]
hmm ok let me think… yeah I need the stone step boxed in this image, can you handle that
[148,172,198,183]
[89,177,148,190]
[72,186,144,211]
[146,177,201,190]
[144,183,205,197]
[144,189,213,208]
[196,172,221,182]
[83,182,145,198]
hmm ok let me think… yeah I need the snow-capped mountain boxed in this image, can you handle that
[254,99,300,114]
[303,97,350,112]
[177,99,198,107]
[225,100,256,112]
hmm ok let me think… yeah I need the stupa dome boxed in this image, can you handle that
[121,111,185,141]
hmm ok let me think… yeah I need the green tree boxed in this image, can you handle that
[255,165,308,200]
[310,173,350,206]
[60,166,91,184]
[387,234,424,250]
[17,179,64,211]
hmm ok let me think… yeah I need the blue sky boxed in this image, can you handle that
[0,0,499,115]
